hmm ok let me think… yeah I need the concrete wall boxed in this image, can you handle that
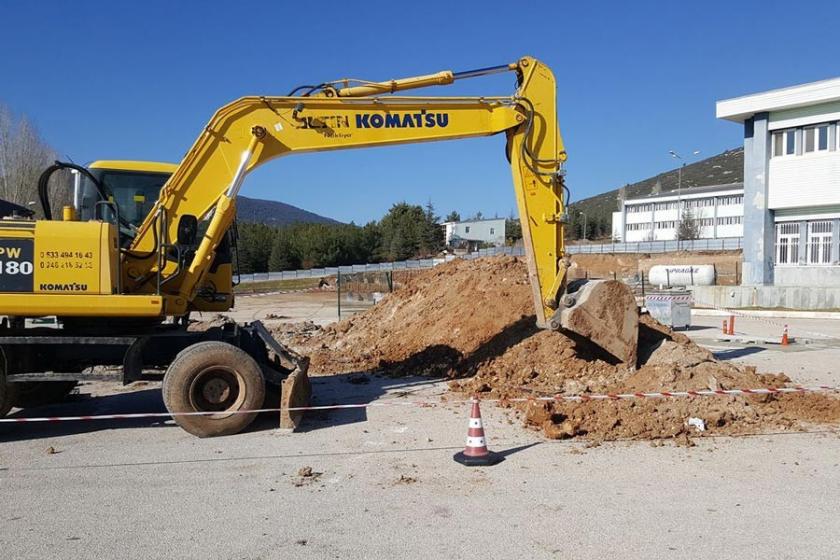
[774,266,840,286]
[691,285,840,310]
[611,211,623,241]
[741,113,776,285]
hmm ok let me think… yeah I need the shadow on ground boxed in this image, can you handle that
[712,346,766,360]
[0,373,449,442]
[0,387,170,442]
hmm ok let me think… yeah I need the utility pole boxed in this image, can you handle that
[581,211,588,241]
[669,150,700,250]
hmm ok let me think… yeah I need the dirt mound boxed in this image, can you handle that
[281,257,840,441]
[285,257,536,376]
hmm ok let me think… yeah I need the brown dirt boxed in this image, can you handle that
[273,257,840,442]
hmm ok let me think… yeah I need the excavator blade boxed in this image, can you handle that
[551,279,639,366]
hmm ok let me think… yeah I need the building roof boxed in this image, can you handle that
[441,217,506,226]
[624,182,743,204]
[717,76,840,123]
[88,160,178,174]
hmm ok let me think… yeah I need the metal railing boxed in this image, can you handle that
[237,238,743,284]
[566,237,742,254]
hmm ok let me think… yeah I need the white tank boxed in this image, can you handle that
[648,264,715,286]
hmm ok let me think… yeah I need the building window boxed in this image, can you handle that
[627,203,654,213]
[718,195,743,206]
[465,226,470,234]
[775,223,800,265]
[818,125,829,151]
[772,129,796,157]
[655,221,676,230]
[807,221,833,265]
[686,198,715,208]
[655,201,679,211]
[717,216,742,226]
[803,125,830,153]
[489,228,495,235]
[804,127,816,153]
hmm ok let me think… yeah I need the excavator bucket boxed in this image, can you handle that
[551,279,639,366]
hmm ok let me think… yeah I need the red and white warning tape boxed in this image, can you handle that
[695,300,839,341]
[1,385,836,424]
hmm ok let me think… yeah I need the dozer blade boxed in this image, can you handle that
[250,321,311,430]
[550,279,639,366]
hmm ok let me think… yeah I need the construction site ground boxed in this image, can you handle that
[2,259,839,559]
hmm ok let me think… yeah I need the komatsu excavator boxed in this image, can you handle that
[0,56,638,436]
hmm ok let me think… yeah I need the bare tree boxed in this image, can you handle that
[676,207,701,240]
[617,184,627,210]
[0,103,66,216]
[651,177,662,195]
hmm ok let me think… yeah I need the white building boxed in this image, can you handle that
[611,183,744,243]
[442,218,506,247]
[718,77,840,286]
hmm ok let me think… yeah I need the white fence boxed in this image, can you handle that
[237,238,743,283]
[567,237,742,255]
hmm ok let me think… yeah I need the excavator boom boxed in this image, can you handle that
[123,57,637,363]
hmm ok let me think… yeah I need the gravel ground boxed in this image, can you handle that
[1,314,838,560]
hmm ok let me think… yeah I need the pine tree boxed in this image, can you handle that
[676,208,701,240]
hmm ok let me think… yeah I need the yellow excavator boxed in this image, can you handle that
[0,56,638,436]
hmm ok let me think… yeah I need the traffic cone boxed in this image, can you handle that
[781,325,789,346]
[728,315,735,336]
[722,319,728,335]
[453,397,503,467]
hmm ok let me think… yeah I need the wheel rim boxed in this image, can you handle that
[188,366,247,419]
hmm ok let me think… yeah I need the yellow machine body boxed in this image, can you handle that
[0,220,117,295]
[0,219,163,317]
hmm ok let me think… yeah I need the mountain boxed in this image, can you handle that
[235,195,339,226]
[568,148,744,237]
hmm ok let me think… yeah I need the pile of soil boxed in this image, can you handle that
[275,257,840,442]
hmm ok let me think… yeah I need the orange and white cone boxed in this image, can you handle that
[453,397,503,467]
[728,315,735,336]
[781,325,789,346]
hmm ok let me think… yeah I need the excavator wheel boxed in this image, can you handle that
[552,279,639,366]
[162,341,266,438]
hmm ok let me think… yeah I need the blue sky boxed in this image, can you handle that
[2,0,838,223]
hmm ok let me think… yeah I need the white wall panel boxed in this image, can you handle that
[769,152,840,208]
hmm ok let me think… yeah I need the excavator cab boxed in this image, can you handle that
[74,161,175,244]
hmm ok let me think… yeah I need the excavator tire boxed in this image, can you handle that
[162,341,266,438]
[11,381,78,409]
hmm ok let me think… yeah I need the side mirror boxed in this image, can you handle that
[177,214,198,246]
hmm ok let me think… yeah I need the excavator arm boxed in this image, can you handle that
[125,56,638,363]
